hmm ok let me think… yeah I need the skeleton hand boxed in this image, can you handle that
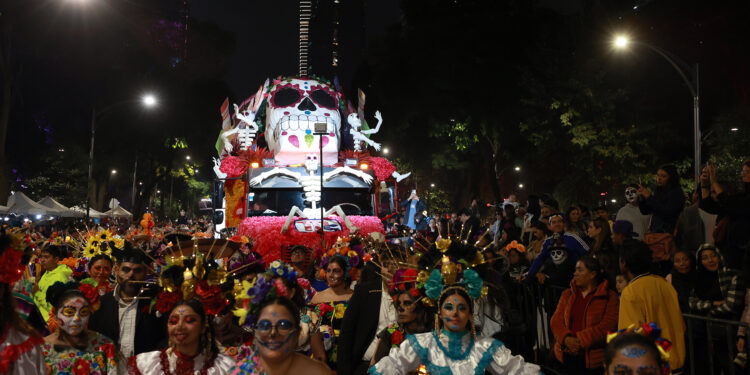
[374,110,382,124]
[213,158,227,179]
[249,175,265,186]
[371,142,381,151]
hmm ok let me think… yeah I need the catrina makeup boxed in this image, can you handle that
[167,306,202,346]
[440,294,470,333]
[56,296,91,337]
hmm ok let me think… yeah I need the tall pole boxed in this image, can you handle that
[86,107,96,221]
[131,154,138,210]
[693,64,701,185]
[319,128,325,250]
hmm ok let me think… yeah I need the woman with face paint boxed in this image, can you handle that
[127,299,235,375]
[369,263,541,374]
[42,281,123,375]
[309,255,354,368]
[229,297,332,375]
[604,333,665,375]
[87,254,114,295]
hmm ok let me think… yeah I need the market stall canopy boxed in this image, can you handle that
[7,192,53,216]
[104,205,133,219]
[70,205,105,219]
[37,196,83,218]
[0,205,8,214]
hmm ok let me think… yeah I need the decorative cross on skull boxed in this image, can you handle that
[249,153,374,233]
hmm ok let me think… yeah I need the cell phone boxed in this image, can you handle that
[411,189,416,195]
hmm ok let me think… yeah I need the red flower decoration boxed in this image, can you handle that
[202,296,228,315]
[0,248,25,284]
[318,303,334,314]
[196,281,227,315]
[155,291,182,313]
[391,329,404,346]
[72,358,91,375]
[410,288,421,298]
[79,284,100,309]
[220,156,248,178]
[362,254,373,263]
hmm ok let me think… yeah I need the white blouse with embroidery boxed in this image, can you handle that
[369,329,540,375]
[128,348,235,375]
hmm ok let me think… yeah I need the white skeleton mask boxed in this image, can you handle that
[550,248,568,265]
[56,296,90,337]
[625,187,638,204]
[304,154,320,174]
[264,78,342,166]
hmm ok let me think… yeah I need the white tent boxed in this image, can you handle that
[103,205,133,219]
[37,196,83,218]
[0,205,8,214]
[7,192,53,216]
[70,205,105,219]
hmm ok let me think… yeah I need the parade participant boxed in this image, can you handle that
[618,240,685,372]
[284,245,312,278]
[616,185,651,240]
[550,254,619,374]
[604,328,671,375]
[370,268,434,367]
[42,281,123,375]
[0,230,46,374]
[89,243,165,357]
[524,213,589,280]
[33,244,73,322]
[127,299,235,374]
[310,251,356,369]
[368,257,540,374]
[88,254,114,294]
[229,296,332,375]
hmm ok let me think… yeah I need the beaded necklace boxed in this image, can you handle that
[158,348,217,375]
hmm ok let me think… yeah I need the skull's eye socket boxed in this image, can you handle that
[311,89,337,109]
[273,87,302,107]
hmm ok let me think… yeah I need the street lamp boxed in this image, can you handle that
[518,183,524,189]
[612,34,701,184]
[383,147,390,155]
[86,93,158,220]
[514,166,521,172]
[111,169,117,174]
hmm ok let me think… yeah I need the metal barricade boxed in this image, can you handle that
[683,313,748,375]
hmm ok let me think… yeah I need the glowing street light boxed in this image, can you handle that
[613,35,629,49]
[731,127,739,132]
[111,169,117,174]
[611,199,617,203]
[514,166,521,172]
[518,183,524,189]
[141,93,158,107]
[186,155,191,160]
[430,183,435,188]
[383,147,390,155]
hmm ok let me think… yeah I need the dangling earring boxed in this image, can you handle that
[434,313,440,336]
[469,317,476,339]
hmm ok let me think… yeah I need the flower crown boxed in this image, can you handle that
[423,256,486,306]
[81,229,124,259]
[233,273,288,330]
[505,240,526,253]
[320,236,366,278]
[607,323,672,375]
[154,252,229,316]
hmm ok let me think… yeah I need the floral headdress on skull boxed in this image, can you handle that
[319,236,367,280]
[607,323,673,375]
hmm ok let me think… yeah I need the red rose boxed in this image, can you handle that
[155,291,181,313]
[202,296,227,315]
[79,284,100,307]
[391,330,404,346]
[0,248,24,284]
[410,288,420,298]
[72,358,90,375]
[196,281,221,300]
[403,269,418,282]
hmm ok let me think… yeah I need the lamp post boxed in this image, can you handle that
[86,94,157,220]
[613,35,701,184]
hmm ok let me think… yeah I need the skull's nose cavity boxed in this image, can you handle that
[298,97,317,111]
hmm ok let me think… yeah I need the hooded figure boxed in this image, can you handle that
[689,244,744,319]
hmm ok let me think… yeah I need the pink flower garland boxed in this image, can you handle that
[237,216,385,264]
[220,156,248,178]
[369,157,397,181]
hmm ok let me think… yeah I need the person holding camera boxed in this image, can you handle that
[400,189,427,231]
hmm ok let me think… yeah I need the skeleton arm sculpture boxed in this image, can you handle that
[221,104,260,153]
[347,113,382,152]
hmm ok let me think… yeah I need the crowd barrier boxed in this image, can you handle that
[505,282,749,375]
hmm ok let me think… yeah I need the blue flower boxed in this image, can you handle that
[424,269,444,300]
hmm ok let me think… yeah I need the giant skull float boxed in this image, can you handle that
[265,77,342,166]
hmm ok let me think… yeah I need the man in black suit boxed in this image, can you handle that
[89,244,165,357]
[337,251,399,375]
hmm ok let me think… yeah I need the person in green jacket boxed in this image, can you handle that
[33,245,72,322]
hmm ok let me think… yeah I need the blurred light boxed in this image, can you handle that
[250,162,260,168]
[514,166,521,171]
[24,218,30,222]
[613,35,629,49]
[600,192,608,196]
[611,199,617,203]
[157,190,161,194]
[3,217,9,222]
[186,156,191,160]
[58,148,65,152]
[518,183,524,189]
[383,148,390,155]
[359,163,369,170]
[430,183,435,188]
[194,169,198,173]
[35,215,42,220]
[731,127,739,132]
[111,169,117,174]
[142,94,158,107]
[138,182,143,185]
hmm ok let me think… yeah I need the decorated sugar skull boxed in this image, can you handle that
[264,77,342,166]
[304,153,319,174]
[550,246,568,265]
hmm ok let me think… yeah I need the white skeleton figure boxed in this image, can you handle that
[249,153,374,233]
[212,157,227,179]
[222,104,259,153]
[347,111,383,152]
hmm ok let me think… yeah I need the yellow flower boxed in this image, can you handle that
[333,303,347,319]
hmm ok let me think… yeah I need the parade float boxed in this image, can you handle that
[212,76,410,262]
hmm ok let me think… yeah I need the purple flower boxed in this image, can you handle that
[349,256,360,268]
[58,359,72,371]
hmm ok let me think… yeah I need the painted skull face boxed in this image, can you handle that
[395,292,418,325]
[57,296,91,337]
[304,154,319,174]
[264,78,342,166]
[625,187,638,203]
[550,248,568,265]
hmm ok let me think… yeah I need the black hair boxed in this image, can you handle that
[257,296,301,329]
[604,333,663,369]
[577,254,605,285]
[530,220,549,234]
[392,289,433,333]
[657,164,680,190]
[169,299,218,357]
[46,281,86,309]
[437,287,473,331]
[273,276,306,311]
[618,239,653,276]
[41,244,65,259]
[89,254,113,268]
[457,208,472,217]
[326,255,351,283]
[543,198,559,210]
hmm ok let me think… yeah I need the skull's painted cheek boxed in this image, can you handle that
[288,135,299,148]
[321,136,329,148]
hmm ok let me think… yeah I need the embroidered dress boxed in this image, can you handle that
[127,347,235,375]
[227,351,266,375]
[312,301,348,367]
[0,327,45,375]
[41,331,122,375]
[368,329,541,375]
